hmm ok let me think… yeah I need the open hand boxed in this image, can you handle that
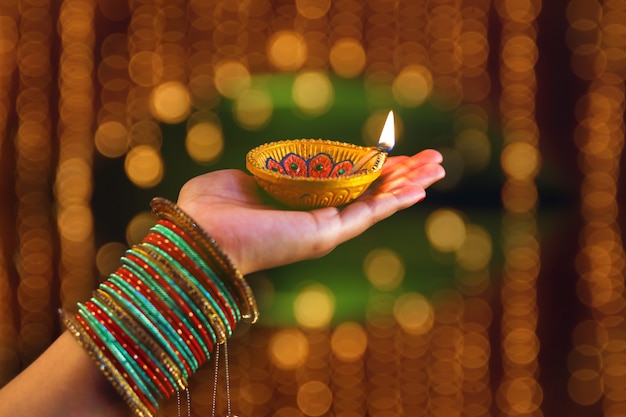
[177,149,445,275]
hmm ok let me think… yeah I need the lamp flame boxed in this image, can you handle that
[377,110,395,152]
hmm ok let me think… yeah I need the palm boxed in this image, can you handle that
[177,150,445,275]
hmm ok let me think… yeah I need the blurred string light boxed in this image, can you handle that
[0,235,16,385]
[294,0,329,70]
[14,0,56,367]
[497,1,543,416]
[56,0,97,318]
[0,1,18,386]
[425,208,494,416]
[567,0,626,414]
[435,0,492,191]
[328,0,366,78]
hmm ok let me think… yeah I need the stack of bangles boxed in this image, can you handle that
[61,197,259,417]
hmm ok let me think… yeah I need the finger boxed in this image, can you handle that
[378,154,441,188]
[331,184,426,245]
[370,158,445,199]
[382,150,443,180]
[417,163,446,189]
[383,149,443,171]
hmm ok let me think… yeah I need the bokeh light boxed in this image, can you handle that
[363,248,405,291]
[150,81,192,124]
[296,0,331,20]
[267,31,307,71]
[186,112,225,164]
[329,38,366,78]
[297,381,333,416]
[234,88,273,130]
[331,322,368,362]
[292,71,334,116]
[214,60,251,99]
[269,328,309,369]
[129,51,163,87]
[124,145,164,188]
[455,225,493,271]
[294,284,335,329]
[128,120,163,149]
[95,241,126,277]
[125,211,156,246]
[95,121,128,158]
[393,292,434,335]
[391,65,433,107]
[425,209,467,253]
[501,142,541,180]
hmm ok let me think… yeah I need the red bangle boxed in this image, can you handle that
[101,280,193,377]
[123,253,216,353]
[74,313,157,415]
[84,301,174,397]
[143,228,237,329]
[114,266,208,364]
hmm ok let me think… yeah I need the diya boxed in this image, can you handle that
[246,111,395,209]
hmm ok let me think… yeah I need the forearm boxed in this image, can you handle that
[0,331,129,417]
[0,198,258,417]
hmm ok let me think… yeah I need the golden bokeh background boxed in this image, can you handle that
[0,0,625,416]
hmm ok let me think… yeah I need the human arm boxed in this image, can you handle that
[0,149,444,417]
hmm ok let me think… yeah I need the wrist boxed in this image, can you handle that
[175,199,249,275]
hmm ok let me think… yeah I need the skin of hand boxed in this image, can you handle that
[0,149,444,417]
[177,149,445,275]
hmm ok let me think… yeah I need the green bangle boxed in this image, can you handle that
[94,288,185,392]
[121,251,213,360]
[141,240,233,337]
[138,244,229,344]
[150,197,259,323]
[99,279,191,380]
[77,302,159,408]
[151,223,242,322]
[130,245,222,347]
[88,296,168,398]
[108,273,199,372]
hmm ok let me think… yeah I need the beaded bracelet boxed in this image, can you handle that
[61,198,258,417]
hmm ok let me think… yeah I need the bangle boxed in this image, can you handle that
[123,249,217,353]
[150,197,259,324]
[62,198,258,417]
[148,222,240,326]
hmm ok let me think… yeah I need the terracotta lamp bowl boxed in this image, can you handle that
[246,139,386,209]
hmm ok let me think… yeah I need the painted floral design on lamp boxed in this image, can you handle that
[266,152,355,178]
